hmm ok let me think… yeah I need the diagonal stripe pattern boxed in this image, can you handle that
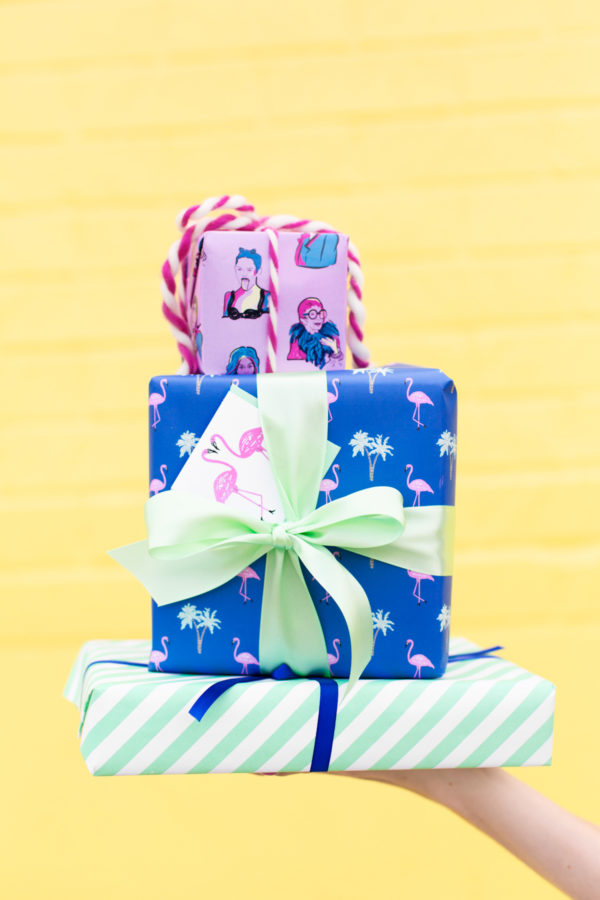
[64,638,555,775]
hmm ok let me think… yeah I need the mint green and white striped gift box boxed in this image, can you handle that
[64,638,555,776]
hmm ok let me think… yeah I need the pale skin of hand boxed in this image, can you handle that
[327,768,600,900]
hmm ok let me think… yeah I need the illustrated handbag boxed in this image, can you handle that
[295,233,339,268]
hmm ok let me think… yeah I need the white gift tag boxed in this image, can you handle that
[172,388,284,522]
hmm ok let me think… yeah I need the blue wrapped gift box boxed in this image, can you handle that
[148,364,456,679]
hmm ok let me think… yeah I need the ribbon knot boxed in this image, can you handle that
[270,523,294,550]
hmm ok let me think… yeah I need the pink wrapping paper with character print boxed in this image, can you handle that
[187,231,348,375]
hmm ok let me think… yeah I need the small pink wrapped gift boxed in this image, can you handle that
[187,230,349,375]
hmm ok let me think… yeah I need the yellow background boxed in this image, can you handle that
[2,1,599,897]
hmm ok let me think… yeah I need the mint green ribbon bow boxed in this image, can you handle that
[110,372,455,692]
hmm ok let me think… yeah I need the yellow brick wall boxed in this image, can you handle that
[2,3,599,898]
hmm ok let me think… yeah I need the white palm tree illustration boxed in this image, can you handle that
[349,430,394,482]
[178,603,202,652]
[195,607,222,653]
[371,608,395,654]
[349,430,371,457]
[372,434,394,461]
[177,430,199,457]
[177,603,221,654]
[437,604,450,632]
[352,366,394,394]
[436,430,457,479]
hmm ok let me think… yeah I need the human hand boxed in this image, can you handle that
[330,768,600,900]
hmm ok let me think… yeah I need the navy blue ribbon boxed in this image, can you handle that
[447,645,504,663]
[189,664,339,772]
[83,659,148,674]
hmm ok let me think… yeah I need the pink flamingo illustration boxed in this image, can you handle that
[405,464,434,507]
[407,570,435,604]
[238,565,260,602]
[327,638,341,674]
[320,464,340,503]
[149,464,168,496]
[404,377,434,429]
[210,428,268,460]
[317,550,341,602]
[327,378,340,422]
[232,637,259,674]
[202,449,274,518]
[405,638,434,678]
[149,636,169,672]
[149,378,168,429]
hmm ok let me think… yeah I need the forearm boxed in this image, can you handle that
[346,768,600,900]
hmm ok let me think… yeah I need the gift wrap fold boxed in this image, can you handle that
[64,638,555,776]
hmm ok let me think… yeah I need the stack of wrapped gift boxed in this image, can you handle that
[65,214,555,775]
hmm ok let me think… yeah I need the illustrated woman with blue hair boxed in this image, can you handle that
[223,248,270,319]
[226,346,260,375]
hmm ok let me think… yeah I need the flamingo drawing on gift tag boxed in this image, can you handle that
[209,428,268,460]
[320,464,340,503]
[405,464,434,506]
[238,566,261,603]
[405,639,434,678]
[327,638,341,674]
[232,637,259,674]
[149,378,168,429]
[407,570,435,605]
[404,377,434,429]
[149,464,168,495]
[327,378,340,422]
[149,636,169,671]
[202,448,275,519]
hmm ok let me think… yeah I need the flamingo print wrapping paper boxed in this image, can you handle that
[188,231,348,375]
[64,638,555,775]
[144,364,456,680]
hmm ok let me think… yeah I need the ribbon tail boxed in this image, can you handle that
[294,540,373,697]
[259,549,329,677]
[311,679,339,771]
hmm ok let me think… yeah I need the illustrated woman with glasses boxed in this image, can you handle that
[287,297,343,369]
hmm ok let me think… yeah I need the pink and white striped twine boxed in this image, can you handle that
[160,194,369,375]
[264,228,279,373]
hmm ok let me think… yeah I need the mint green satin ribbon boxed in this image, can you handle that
[110,372,455,692]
